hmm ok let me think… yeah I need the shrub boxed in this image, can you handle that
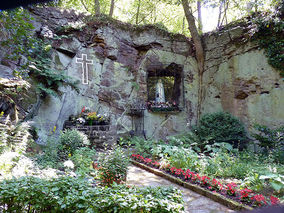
[129,136,157,157]
[70,147,96,175]
[253,124,284,163]
[58,129,90,160]
[193,112,248,150]
[97,146,129,186]
[0,176,184,212]
[35,137,61,169]
[166,132,201,150]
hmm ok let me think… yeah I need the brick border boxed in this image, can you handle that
[131,160,253,211]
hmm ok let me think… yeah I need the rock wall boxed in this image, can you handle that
[202,26,283,129]
[28,7,199,141]
[0,7,283,143]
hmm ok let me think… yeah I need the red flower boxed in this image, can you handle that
[240,188,253,200]
[226,183,238,196]
[201,176,210,186]
[81,106,85,113]
[270,195,279,205]
[170,167,176,174]
[252,194,267,207]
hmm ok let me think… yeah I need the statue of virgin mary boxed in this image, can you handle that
[155,79,165,103]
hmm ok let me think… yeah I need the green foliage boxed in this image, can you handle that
[0,8,78,99]
[252,11,284,76]
[70,147,96,175]
[204,150,250,179]
[0,8,36,61]
[128,136,157,157]
[253,125,284,163]
[193,112,248,150]
[259,173,284,196]
[0,176,184,212]
[35,137,61,169]
[242,173,264,192]
[168,147,200,172]
[97,146,130,185]
[26,39,79,97]
[166,132,198,147]
[58,129,90,160]
[242,168,284,198]
[36,130,90,170]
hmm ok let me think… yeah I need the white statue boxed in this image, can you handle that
[155,79,165,103]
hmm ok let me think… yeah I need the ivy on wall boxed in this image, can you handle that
[252,11,284,77]
[0,8,78,120]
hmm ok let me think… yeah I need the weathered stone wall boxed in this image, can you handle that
[202,26,283,129]
[28,7,199,142]
[1,7,283,143]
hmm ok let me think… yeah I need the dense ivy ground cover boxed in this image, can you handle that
[0,176,184,212]
[0,128,185,213]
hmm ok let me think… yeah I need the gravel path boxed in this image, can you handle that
[127,165,235,213]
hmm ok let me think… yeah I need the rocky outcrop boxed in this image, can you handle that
[202,25,283,129]
[24,7,199,142]
[0,7,282,143]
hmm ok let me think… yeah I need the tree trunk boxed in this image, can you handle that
[94,0,101,15]
[182,16,185,34]
[181,0,205,122]
[197,0,202,33]
[136,0,141,24]
[80,0,90,12]
[217,0,224,28]
[254,0,258,12]
[109,0,115,17]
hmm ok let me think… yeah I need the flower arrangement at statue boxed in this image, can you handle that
[147,101,179,112]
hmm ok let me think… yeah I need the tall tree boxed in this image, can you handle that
[94,0,100,15]
[181,0,205,121]
[109,0,115,17]
[135,0,141,24]
[197,0,202,32]
[80,0,90,12]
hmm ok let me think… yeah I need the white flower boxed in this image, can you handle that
[63,160,74,169]
[77,117,85,124]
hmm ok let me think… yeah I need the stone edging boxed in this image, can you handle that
[131,160,253,211]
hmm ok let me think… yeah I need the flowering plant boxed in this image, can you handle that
[98,146,129,186]
[209,178,223,191]
[74,107,110,125]
[200,175,211,187]
[251,194,267,207]
[87,112,98,120]
[131,153,281,208]
[152,161,160,168]
[269,195,280,205]
[226,182,238,196]
[147,101,179,112]
[240,188,253,203]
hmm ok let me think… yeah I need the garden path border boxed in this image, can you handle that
[131,160,253,211]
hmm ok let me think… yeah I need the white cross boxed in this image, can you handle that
[76,54,93,85]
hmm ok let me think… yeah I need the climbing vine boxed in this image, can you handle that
[0,8,78,98]
[251,11,284,77]
[0,8,78,121]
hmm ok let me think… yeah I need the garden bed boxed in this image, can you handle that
[131,154,281,210]
[131,160,252,211]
